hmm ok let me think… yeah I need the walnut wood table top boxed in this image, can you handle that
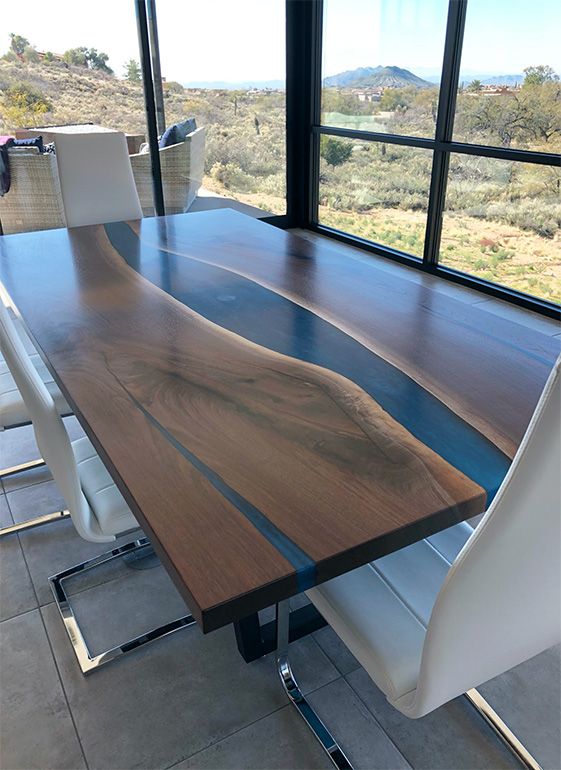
[1,210,559,631]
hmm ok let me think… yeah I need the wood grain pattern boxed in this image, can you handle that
[1,210,558,631]
[135,211,559,458]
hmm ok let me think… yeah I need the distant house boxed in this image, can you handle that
[353,87,382,103]
[35,51,64,62]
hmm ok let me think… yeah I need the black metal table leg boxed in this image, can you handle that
[234,602,327,663]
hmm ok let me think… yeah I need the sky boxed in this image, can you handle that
[3,0,560,83]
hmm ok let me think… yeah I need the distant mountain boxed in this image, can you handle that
[458,73,524,86]
[323,65,432,89]
[481,74,524,86]
[182,79,285,90]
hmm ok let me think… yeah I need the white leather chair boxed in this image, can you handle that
[277,355,561,770]
[0,301,194,672]
[0,309,72,536]
[54,130,143,227]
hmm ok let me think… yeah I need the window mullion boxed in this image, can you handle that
[423,0,468,266]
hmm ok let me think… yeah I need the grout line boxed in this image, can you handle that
[344,670,414,769]
[2,472,55,496]
[163,667,348,770]
[164,630,344,770]
[9,520,90,768]
[37,605,91,770]
[163,702,290,770]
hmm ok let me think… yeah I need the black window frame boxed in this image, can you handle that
[305,0,560,319]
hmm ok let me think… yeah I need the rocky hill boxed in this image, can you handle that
[323,65,431,89]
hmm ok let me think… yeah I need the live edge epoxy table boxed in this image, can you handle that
[1,210,559,646]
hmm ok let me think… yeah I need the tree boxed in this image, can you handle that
[87,48,113,74]
[379,86,416,112]
[467,79,482,93]
[23,45,40,63]
[523,65,559,87]
[124,59,141,82]
[62,47,87,67]
[62,47,113,74]
[320,136,353,166]
[9,33,29,56]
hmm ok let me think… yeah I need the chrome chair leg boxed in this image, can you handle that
[0,457,45,479]
[49,536,196,674]
[465,689,543,770]
[0,509,70,538]
[276,600,353,770]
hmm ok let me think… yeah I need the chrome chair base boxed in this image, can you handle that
[0,457,45,479]
[465,689,543,770]
[0,509,70,538]
[276,600,353,770]
[275,601,541,770]
[49,536,196,674]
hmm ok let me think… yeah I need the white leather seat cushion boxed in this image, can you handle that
[306,522,473,702]
[72,436,138,536]
[1,352,70,429]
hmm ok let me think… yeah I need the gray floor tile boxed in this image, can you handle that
[42,602,339,770]
[477,645,561,770]
[313,625,361,676]
[2,462,54,493]
[6,478,66,526]
[17,512,136,605]
[0,494,38,621]
[0,493,12,527]
[0,534,38,623]
[347,668,520,769]
[173,705,333,770]
[0,610,86,770]
[68,562,190,656]
[0,417,83,494]
[308,678,411,769]
[172,704,333,770]
[0,424,40,474]
[10,473,140,605]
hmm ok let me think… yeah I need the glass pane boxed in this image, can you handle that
[321,0,448,138]
[441,155,561,304]
[454,0,561,153]
[318,138,432,258]
[0,0,147,233]
[155,0,286,216]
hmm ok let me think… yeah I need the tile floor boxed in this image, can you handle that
[1,239,560,770]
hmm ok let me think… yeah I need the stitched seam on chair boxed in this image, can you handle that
[365,562,428,631]
[426,526,473,565]
[87,481,116,496]
[370,561,430,629]
[423,537,454,566]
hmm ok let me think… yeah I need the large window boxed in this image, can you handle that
[0,0,147,234]
[322,0,448,138]
[316,0,561,312]
[155,0,286,216]
[0,0,286,237]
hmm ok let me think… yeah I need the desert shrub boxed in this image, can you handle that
[210,162,257,193]
[320,137,353,166]
[165,81,184,94]
[1,80,52,127]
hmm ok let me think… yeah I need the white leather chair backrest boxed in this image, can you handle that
[402,356,561,718]
[54,130,143,227]
[0,302,111,542]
